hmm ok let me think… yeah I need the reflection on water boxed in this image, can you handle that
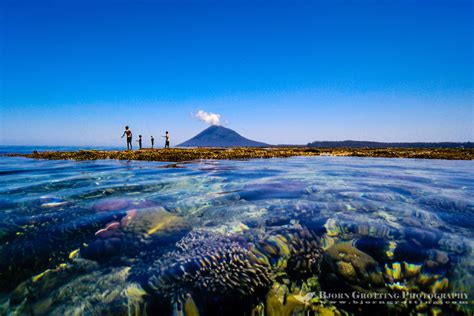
[0,156,473,315]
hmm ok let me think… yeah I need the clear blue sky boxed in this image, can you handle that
[1,0,473,146]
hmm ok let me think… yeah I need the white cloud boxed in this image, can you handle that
[194,110,221,125]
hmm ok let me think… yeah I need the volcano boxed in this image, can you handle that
[178,125,268,147]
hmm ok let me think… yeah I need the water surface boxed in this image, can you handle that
[0,153,472,314]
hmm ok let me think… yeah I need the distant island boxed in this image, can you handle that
[178,125,268,147]
[307,140,473,149]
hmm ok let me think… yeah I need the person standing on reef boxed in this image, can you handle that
[163,131,170,148]
[137,135,143,149]
[151,136,154,149]
[121,126,133,150]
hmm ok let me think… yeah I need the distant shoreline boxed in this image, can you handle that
[4,147,473,161]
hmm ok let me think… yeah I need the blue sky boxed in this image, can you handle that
[0,0,473,146]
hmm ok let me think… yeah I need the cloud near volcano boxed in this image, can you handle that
[194,110,221,125]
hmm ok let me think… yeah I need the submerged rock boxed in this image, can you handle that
[122,206,191,246]
[80,206,191,262]
[321,242,385,293]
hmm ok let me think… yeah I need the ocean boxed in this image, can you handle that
[0,146,472,315]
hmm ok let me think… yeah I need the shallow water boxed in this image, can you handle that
[0,152,473,314]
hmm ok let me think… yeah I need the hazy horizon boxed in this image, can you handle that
[1,0,473,146]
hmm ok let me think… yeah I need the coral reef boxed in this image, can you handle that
[146,225,325,314]
[6,147,473,161]
[148,231,273,301]
[254,227,323,280]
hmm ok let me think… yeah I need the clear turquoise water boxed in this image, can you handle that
[0,149,473,314]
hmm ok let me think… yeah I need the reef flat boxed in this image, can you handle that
[5,147,474,161]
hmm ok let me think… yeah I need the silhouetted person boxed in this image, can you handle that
[151,136,154,149]
[137,135,142,149]
[163,131,170,148]
[121,126,133,150]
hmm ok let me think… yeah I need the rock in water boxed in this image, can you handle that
[121,206,192,256]
[81,206,191,261]
[321,242,385,293]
